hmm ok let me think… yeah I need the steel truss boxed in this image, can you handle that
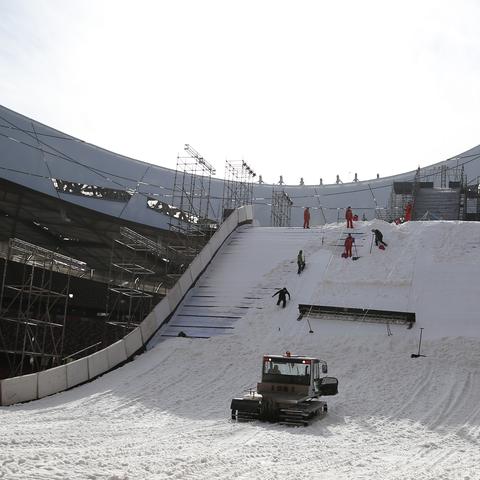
[270,188,293,227]
[0,238,86,377]
[163,145,219,284]
[105,227,164,342]
[170,144,216,236]
[387,165,466,221]
[221,159,256,220]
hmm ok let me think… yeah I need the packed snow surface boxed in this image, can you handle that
[1,221,480,479]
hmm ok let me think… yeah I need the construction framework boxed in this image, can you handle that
[163,145,218,278]
[0,238,87,377]
[387,165,467,221]
[105,227,164,343]
[270,188,293,227]
[221,160,256,220]
[170,144,216,235]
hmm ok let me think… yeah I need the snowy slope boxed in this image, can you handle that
[1,221,479,480]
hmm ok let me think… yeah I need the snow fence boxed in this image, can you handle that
[0,205,253,406]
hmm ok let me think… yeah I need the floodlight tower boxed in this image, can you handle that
[170,144,216,235]
[184,144,216,176]
[221,159,256,220]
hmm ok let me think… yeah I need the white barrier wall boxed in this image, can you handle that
[38,365,67,399]
[88,349,109,379]
[1,373,38,405]
[187,254,205,280]
[124,328,143,358]
[178,269,193,297]
[0,205,254,405]
[66,358,89,389]
[238,205,248,223]
[140,311,161,344]
[167,283,184,311]
[106,340,127,369]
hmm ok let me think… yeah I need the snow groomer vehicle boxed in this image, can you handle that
[231,351,338,426]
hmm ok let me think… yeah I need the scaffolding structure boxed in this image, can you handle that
[105,227,164,343]
[221,160,256,220]
[387,165,467,221]
[464,179,480,220]
[0,238,87,377]
[270,188,293,227]
[170,144,216,235]
[388,182,415,222]
[162,145,219,283]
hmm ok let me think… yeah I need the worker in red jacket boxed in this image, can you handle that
[344,233,354,258]
[405,202,412,222]
[345,206,354,229]
[303,207,311,229]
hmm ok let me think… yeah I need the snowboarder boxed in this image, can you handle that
[297,250,306,274]
[344,233,355,258]
[272,287,291,308]
[345,206,354,229]
[303,207,310,229]
[371,229,388,248]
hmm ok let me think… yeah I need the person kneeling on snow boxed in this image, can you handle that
[272,287,291,308]
[372,229,388,248]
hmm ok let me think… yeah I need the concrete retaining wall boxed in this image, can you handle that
[38,366,67,399]
[1,373,38,406]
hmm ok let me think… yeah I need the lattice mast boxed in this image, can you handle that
[105,227,164,343]
[222,160,256,220]
[170,144,216,234]
[270,188,293,227]
[0,239,86,377]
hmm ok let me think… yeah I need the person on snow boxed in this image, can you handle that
[371,229,388,248]
[297,250,306,274]
[303,207,311,229]
[272,287,291,308]
[404,202,412,222]
[345,206,354,229]
[344,233,355,258]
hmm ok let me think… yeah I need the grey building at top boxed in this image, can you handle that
[1,104,479,230]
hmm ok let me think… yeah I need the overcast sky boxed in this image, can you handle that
[1,0,479,185]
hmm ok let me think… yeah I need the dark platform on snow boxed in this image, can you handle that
[298,304,415,325]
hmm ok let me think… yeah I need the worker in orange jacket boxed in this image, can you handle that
[303,207,311,229]
[345,206,354,229]
[405,202,412,222]
[344,233,354,258]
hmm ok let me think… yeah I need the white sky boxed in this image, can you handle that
[1,0,480,184]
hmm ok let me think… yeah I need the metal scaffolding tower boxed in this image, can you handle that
[170,144,216,235]
[222,160,256,220]
[105,227,164,343]
[270,188,293,227]
[387,165,466,221]
[163,145,218,283]
[0,238,87,377]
